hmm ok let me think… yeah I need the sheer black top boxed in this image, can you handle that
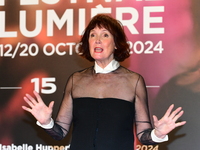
[45,66,157,150]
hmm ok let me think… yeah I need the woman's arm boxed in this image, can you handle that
[135,75,186,145]
[22,74,74,140]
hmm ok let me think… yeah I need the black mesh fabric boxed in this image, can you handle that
[44,66,157,149]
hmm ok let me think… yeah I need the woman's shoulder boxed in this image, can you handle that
[70,66,94,78]
[65,66,94,85]
[119,66,146,87]
[119,66,142,78]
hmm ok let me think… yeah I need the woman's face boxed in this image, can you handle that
[89,26,116,65]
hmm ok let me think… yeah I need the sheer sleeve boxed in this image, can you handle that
[44,74,74,140]
[135,75,157,145]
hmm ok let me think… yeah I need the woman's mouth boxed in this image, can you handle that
[94,47,103,53]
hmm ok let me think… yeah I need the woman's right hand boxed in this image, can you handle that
[22,91,54,125]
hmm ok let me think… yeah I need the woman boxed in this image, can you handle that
[22,14,186,150]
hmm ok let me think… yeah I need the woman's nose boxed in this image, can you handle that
[95,37,101,44]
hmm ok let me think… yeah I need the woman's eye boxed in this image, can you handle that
[90,33,95,37]
[104,33,109,37]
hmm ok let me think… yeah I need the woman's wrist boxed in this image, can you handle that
[151,129,169,142]
[154,129,166,139]
[36,118,54,129]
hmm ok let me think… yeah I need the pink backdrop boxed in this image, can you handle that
[0,0,199,149]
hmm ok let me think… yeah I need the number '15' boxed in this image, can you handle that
[31,78,57,94]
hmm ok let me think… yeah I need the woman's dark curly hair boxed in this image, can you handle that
[78,14,130,62]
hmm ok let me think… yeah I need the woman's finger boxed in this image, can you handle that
[172,110,184,122]
[33,91,44,103]
[25,93,38,105]
[22,105,32,113]
[175,121,186,127]
[153,115,159,126]
[48,101,54,110]
[169,107,182,119]
[163,104,174,118]
[23,96,35,108]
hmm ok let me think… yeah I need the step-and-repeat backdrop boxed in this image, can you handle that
[0,0,200,150]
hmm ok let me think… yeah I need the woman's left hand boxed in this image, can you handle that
[153,104,186,139]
